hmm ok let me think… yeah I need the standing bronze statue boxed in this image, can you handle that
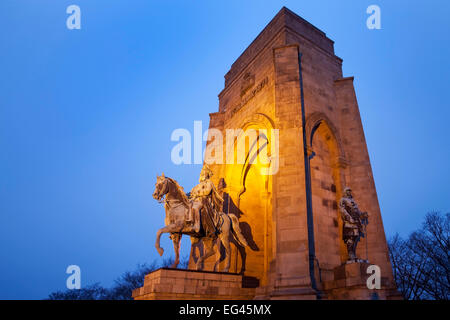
[339,187,369,262]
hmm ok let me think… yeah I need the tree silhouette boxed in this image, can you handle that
[388,211,449,300]
[47,257,188,300]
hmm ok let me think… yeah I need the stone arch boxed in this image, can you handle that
[306,113,348,278]
[306,112,345,160]
[225,112,275,198]
[235,116,274,199]
[222,113,275,285]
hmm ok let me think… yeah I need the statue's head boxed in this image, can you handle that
[344,187,353,198]
[199,164,213,182]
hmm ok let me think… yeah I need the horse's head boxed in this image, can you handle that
[153,173,169,201]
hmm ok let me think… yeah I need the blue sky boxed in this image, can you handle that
[0,0,449,299]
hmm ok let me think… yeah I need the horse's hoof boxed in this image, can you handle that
[156,247,164,256]
[170,263,178,269]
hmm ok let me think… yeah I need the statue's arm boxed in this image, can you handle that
[191,181,213,198]
[201,181,214,196]
[352,202,368,220]
[339,200,354,223]
[360,211,369,220]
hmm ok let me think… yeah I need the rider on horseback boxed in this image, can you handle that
[152,171,248,271]
[187,165,223,236]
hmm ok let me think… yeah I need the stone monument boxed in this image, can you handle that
[133,7,401,300]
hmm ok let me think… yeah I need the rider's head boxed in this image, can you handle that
[199,165,213,182]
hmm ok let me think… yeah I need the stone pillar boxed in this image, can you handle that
[264,44,316,299]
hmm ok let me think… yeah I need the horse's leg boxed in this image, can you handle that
[190,237,199,263]
[221,233,231,273]
[196,238,216,271]
[213,238,221,272]
[155,224,178,256]
[228,214,248,247]
[170,233,181,268]
[188,237,202,269]
[219,217,232,273]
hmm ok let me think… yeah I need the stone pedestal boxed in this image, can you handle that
[255,286,318,300]
[323,262,402,300]
[132,268,257,300]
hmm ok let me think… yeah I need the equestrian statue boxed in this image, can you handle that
[152,165,248,272]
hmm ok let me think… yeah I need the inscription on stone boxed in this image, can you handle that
[231,77,268,117]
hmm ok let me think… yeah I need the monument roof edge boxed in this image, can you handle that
[222,7,336,90]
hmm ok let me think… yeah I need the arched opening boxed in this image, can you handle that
[223,121,274,286]
[309,120,346,281]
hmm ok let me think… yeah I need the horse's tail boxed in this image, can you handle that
[228,214,248,247]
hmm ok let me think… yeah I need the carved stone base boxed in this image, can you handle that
[254,276,318,300]
[323,262,402,300]
[254,286,318,300]
[132,268,257,300]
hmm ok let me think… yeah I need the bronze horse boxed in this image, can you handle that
[152,174,248,271]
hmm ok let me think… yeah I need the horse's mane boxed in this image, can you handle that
[166,177,190,206]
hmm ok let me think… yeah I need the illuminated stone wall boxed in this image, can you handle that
[196,7,396,299]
